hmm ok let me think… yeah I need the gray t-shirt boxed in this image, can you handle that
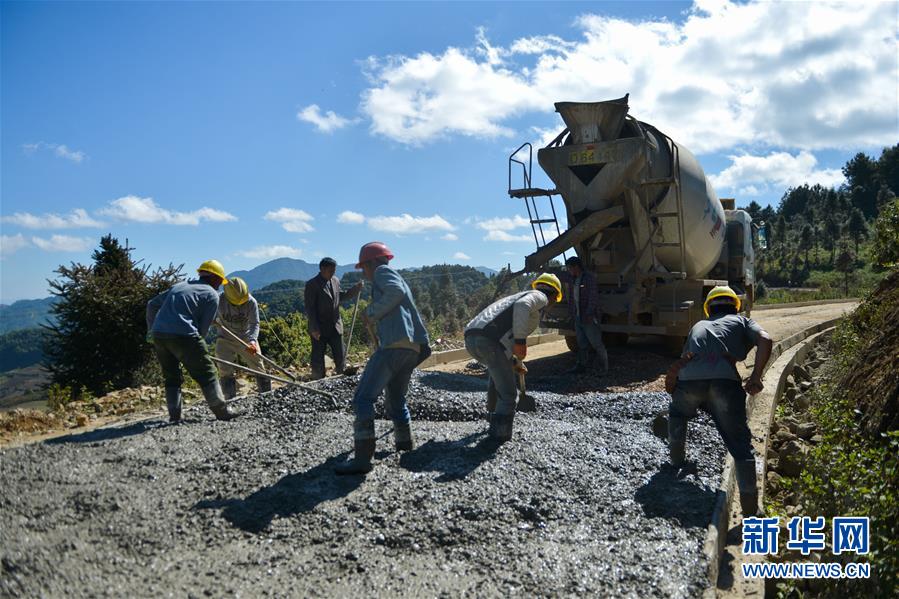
[678,314,763,381]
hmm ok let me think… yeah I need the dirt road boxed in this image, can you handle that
[0,301,855,597]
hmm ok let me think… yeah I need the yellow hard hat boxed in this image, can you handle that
[704,285,741,317]
[223,277,249,305]
[531,273,563,302]
[197,259,229,284]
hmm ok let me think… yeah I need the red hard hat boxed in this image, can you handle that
[356,241,394,268]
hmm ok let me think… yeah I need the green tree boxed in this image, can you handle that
[876,143,899,196]
[799,223,814,268]
[823,215,841,265]
[846,208,868,254]
[43,235,182,398]
[775,214,787,260]
[843,152,880,218]
[871,199,899,268]
[834,244,855,296]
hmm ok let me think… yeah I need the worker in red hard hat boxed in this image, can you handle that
[335,242,431,475]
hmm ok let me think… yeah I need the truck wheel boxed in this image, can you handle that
[565,335,579,353]
[602,332,628,347]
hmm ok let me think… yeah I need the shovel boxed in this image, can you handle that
[342,291,363,376]
[513,357,536,412]
[215,320,299,382]
[211,356,338,407]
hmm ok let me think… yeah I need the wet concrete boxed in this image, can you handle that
[0,371,726,597]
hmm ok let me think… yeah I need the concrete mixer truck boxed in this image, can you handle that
[507,95,766,352]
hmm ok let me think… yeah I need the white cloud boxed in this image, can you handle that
[453,251,471,260]
[475,215,531,231]
[101,196,236,226]
[366,213,455,234]
[31,234,93,252]
[337,210,366,224]
[709,150,845,196]
[264,207,315,233]
[22,142,87,163]
[1,234,29,258]
[441,233,459,241]
[236,245,302,259]
[484,230,532,242]
[356,2,897,151]
[297,104,355,133]
[1,208,104,230]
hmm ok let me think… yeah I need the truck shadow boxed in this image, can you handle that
[193,452,362,533]
[633,467,717,529]
[399,432,499,482]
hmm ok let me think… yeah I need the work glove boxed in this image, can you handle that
[513,342,527,360]
[248,340,260,355]
[664,352,694,394]
[311,330,321,341]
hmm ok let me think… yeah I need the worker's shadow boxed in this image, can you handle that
[193,452,361,534]
[633,466,717,529]
[399,432,499,482]
[46,420,164,445]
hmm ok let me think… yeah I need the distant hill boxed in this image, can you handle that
[0,297,57,335]
[475,266,498,277]
[228,258,354,291]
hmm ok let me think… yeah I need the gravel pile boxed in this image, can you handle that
[1,371,726,597]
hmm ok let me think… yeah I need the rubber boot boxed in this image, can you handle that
[336,420,375,475]
[394,421,413,452]
[488,412,514,442]
[593,346,609,375]
[566,352,587,375]
[735,459,759,517]
[165,386,182,423]
[202,381,240,421]
[668,413,687,468]
[486,380,497,415]
[221,376,238,400]
[256,375,272,393]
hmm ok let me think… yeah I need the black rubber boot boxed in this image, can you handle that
[336,420,376,475]
[202,381,240,421]
[221,377,238,400]
[486,380,498,414]
[735,459,759,516]
[668,413,687,468]
[165,386,182,423]
[394,422,413,452]
[488,413,514,442]
[256,375,272,393]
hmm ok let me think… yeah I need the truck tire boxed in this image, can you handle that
[565,335,579,353]
[602,332,628,347]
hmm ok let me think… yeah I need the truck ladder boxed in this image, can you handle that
[508,142,568,263]
[640,129,688,279]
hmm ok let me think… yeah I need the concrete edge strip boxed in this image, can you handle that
[702,317,844,593]
[419,332,564,369]
[752,298,857,311]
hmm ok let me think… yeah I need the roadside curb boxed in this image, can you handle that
[419,332,564,368]
[703,316,844,595]
[753,298,857,311]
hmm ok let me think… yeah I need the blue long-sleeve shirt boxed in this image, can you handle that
[147,280,220,338]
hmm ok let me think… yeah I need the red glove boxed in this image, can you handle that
[665,352,694,394]
[248,340,260,355]
[513,342,527,360]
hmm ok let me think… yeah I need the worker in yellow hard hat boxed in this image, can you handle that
[663,285,772,516]
[146,259,240,423]
[214,277,270,399]
[463,272,562,442]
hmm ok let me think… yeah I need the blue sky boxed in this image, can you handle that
[2,1,897,302]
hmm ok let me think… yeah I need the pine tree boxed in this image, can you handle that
[43,235,182,398]
[846,208,868,254]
